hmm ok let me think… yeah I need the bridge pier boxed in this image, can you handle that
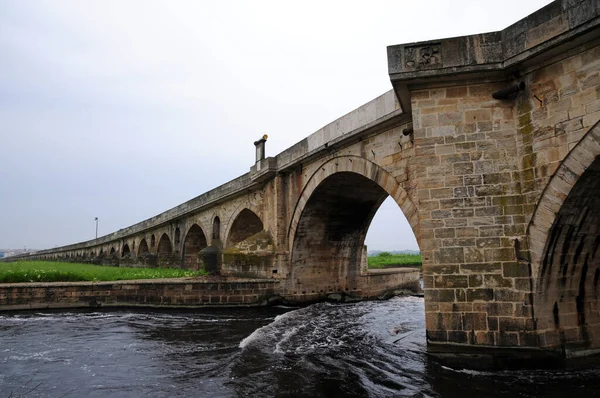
[388,0,600,365]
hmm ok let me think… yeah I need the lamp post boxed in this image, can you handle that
[95,217,98,239]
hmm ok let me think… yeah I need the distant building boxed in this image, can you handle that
[0,251,4,258]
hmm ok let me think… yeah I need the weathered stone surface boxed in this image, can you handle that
[0,279,279,310]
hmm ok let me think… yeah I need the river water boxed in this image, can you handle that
[1,296,600,397]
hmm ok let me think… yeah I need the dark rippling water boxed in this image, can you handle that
[1,296,600,397]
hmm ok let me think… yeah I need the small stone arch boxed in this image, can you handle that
[122,244,131,258]
[157,233,176,267]
[226,208,264,248]
[110,247,116,255]
[151,234,156,248]
[138,239,149,257]
[157,233,172,254]
[183,224,208,269]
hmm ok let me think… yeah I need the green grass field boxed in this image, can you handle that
[367,252,422,269]
[0,261,206,283]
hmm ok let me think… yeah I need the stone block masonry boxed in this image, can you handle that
[0,271,421,311]
[388,0,600,365]
[0,279,280,311]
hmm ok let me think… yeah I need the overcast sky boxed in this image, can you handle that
[0,0,552,252]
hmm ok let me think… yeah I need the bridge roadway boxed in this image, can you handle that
[16,0,600,366]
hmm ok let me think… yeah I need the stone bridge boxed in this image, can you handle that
[21,0,600,365]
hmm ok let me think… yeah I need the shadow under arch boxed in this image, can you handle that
[526,121,600,353]
[138,239,149,257]
[121,244,131,258]
[528,120,600,280]
[225,207,264,248]
[288,155,419,251]
[157,232,177,267]
[183,223,208,269]
[157,233,172,255]
[287,155,419,294]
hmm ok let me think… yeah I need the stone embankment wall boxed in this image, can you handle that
[280,268,421,303]
[0,279,280,311]
[0,269,421,311]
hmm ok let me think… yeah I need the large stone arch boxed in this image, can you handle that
[225,206,264,248]
[183,224,208,269]
[528,122,600,280]
[288,155,419,252]
[287,155,419,294]
[527,121,600,352]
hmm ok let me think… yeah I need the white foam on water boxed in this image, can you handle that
[273,326,299,354]
[440,365,496,376]
[239,309,299,349]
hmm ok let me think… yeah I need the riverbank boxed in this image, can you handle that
[0,267,422,312]
[0,260,206,283]
[367,253,422,269]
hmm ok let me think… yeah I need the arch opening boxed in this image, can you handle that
[157,234,172,255]
[291,171,416,295]
[365,196,420,255]
[183,224,208,269]
[227,209,264,248]
[138,239,149,257]
[536,156,600,352]
[122,244,131,258]
[156,233,178,267]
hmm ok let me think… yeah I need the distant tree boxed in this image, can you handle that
[378,251,391,257]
